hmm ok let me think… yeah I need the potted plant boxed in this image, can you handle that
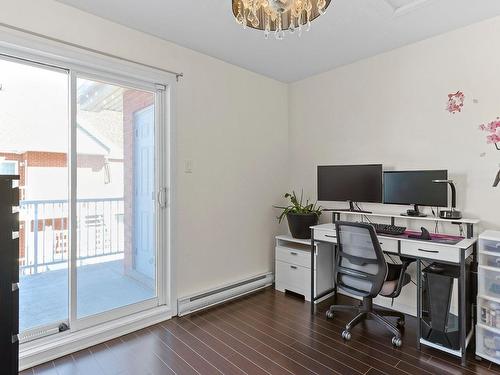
[274,191,322,239]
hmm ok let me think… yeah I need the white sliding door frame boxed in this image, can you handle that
[0,27,176,369]
[69,70,166,332]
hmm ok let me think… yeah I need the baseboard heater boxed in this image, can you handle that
[177,272,274,317]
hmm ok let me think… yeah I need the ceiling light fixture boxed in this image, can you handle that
[232,0,331,40]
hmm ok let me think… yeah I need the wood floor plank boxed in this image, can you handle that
[192,313,317,375]
[118,332,176,375]
[250,291,444,369]
[175,316,271,375]
[25,287,500,375]
[258,292,467,375]
[160,320,248,375]
[218,300,408,375]
[208,308,350,375]
[238,292,435,374]
[211,303,372,374]
[89,342,134,375]
[187,314,295,375]
[67,348,105,375]
[148,324,222,375]
[133,328,200,375]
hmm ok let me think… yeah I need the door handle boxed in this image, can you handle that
[290,252,298,256]
[325,235,336,238]
[418,248,439,254]
[157,187,168,208]
[290,265,298,270]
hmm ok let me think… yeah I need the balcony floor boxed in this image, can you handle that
[19,259,155,332]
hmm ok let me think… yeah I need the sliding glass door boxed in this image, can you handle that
[0,54,168,342]
[75,76,157,321]
[0,57,70,335]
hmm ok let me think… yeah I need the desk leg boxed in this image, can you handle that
[459,251,467,366]
[311,230,315,315]
[416,259,421,350]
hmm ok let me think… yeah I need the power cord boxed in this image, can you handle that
[355,203,374,224]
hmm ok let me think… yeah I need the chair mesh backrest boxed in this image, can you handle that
[335,222,388,297]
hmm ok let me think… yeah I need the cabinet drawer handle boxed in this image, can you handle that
[290,265,298,270]
[418,248,439,254]
[325,235,336,238]
[290,252,298,256]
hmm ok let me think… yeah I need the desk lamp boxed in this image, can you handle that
[432,179,462,220]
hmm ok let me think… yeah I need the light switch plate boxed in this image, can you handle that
[185,159,193,173]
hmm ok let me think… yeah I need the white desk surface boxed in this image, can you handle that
[311,223,477,249]
[329,210,480,225]
[275,235,312,246]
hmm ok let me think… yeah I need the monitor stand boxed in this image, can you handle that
[401,204,427,218]
[335,201,372,214]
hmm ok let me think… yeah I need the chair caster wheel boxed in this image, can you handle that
[326,310,334,319]
[397,319,405,328]
[341,330,352,341]
[392,337,403,347]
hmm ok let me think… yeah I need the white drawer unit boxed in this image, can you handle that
[275,246,311,268]
[477,230,500,365]
[275,235,333,302]
[401,241,467,263]
[313,229,337,243]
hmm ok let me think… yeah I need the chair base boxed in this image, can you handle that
[326,297,405,346]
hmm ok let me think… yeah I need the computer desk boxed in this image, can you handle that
[310,211,479,366]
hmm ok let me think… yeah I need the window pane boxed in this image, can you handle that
[76,77,156,318]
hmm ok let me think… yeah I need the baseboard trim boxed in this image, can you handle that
[19,305,173,370]
[178,272,274,316]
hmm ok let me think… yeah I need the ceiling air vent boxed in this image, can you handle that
[383,0,434,16]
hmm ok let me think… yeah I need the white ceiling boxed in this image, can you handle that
[55,0,500,82]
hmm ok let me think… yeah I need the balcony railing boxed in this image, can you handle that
[19,198,124,275]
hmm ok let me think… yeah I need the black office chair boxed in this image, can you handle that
[325,221,414,347]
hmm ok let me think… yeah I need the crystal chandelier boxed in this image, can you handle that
[232,0,332,39]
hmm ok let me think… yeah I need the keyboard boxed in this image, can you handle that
[372,223,407,236]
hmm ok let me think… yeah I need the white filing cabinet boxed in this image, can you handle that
[476,230,500,364]
[275,235,333,302]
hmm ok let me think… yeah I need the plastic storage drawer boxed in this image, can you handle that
[480,253,500,268]
[477,325,500,360]
[481,239,500,253]
[478,266,500,300]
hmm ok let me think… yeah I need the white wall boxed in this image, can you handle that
[0,0,289,297]
[289,15,500,232]
[289,15,500,314]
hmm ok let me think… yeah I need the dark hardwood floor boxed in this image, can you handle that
[23,287,500,375]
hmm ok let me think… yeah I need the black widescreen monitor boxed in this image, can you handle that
[317,164,383,203]
[383,170,448,207]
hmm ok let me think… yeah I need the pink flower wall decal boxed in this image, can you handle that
[446,91,465,114]
[479,117,500,150]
